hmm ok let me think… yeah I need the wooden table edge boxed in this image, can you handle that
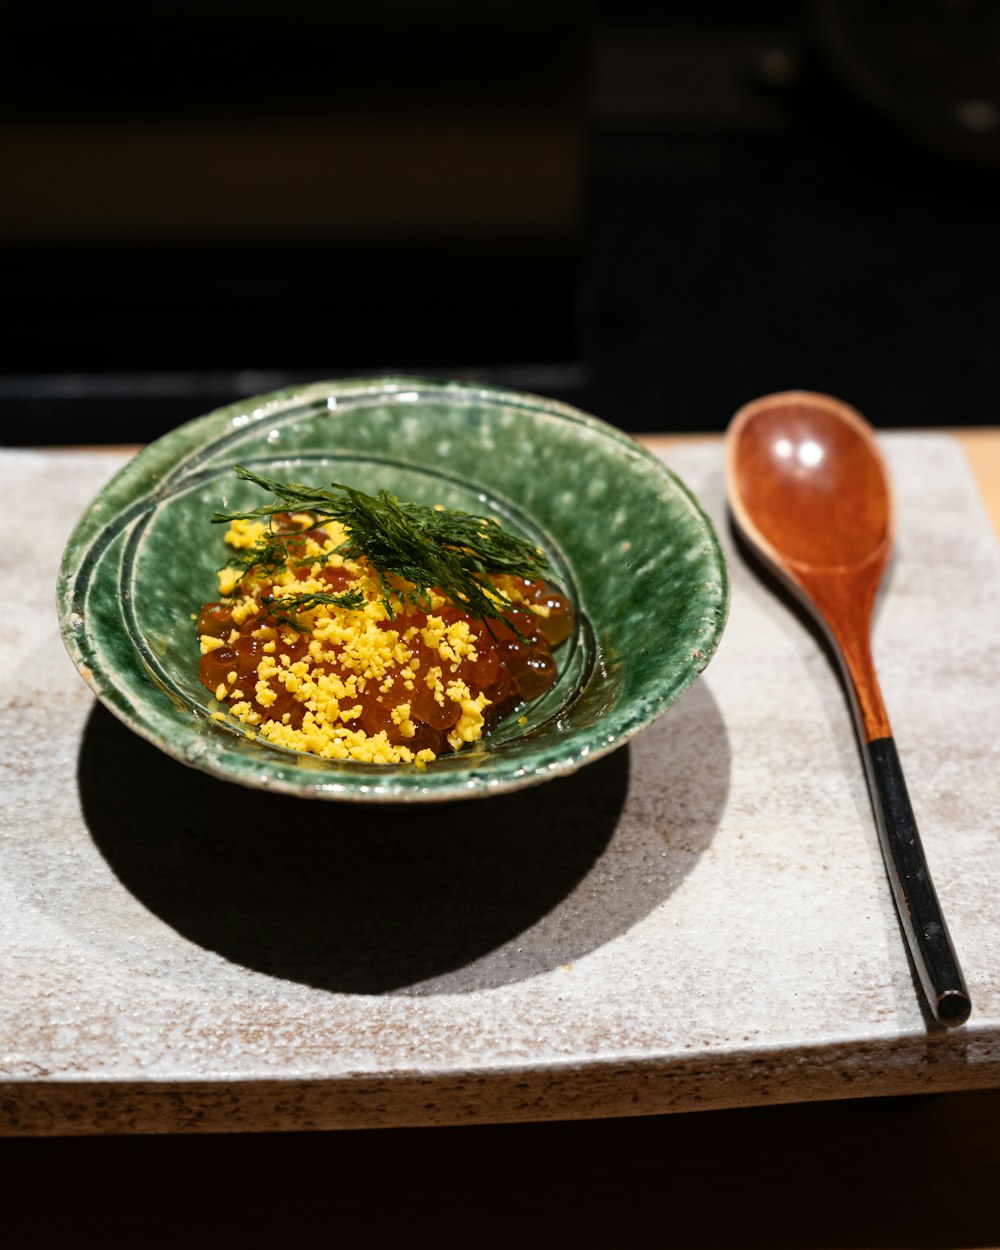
[33,428,1000,542]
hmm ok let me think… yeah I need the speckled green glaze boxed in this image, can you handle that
[57,378,729,802]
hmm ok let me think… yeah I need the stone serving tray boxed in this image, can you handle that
[2,434,999,1136]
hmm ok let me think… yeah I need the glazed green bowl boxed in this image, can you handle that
[58,377,729,802]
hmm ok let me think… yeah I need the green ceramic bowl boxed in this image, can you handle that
[58,377,729,802]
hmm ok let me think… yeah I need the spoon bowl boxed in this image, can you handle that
[729,396,892,571]
[727,390,970,1027]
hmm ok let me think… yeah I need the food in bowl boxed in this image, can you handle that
[196,466,575,765]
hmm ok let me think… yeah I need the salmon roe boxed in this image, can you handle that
[196,514,574,765]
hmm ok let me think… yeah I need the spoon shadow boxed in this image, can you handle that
[77,685,729,996]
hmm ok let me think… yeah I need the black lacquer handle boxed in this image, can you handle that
[863,737,971,1026]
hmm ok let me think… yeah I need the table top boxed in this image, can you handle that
[4,428,1000,1141]
[5,427,1000,1250]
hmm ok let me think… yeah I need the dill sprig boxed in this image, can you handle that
[223,530,301,580]
[263,589,367,631]
[213,465,548,623]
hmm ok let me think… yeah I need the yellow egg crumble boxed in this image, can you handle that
[195,497,575,766]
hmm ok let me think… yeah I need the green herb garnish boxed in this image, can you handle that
[213,465,548,624]
[262,588,367,631]
[223,529,308,580]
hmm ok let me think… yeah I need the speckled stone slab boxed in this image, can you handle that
[2,435,999,1136]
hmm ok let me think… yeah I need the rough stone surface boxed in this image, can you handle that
[2,436,998,1135]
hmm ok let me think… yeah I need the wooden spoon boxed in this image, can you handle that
[726,390,971,1027]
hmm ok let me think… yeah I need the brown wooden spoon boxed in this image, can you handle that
[726,390,971,1027]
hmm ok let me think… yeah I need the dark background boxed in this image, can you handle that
[3,1,1000,444]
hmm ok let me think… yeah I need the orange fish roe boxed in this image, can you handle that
[197,512,574,764]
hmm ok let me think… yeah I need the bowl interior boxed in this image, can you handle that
[125,453,591,750]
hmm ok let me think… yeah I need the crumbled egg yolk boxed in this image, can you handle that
[201,520,496,765]
[197,504,576,768]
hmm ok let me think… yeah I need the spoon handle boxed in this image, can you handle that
[861,736,971,1026]
[803,569,971,1027]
